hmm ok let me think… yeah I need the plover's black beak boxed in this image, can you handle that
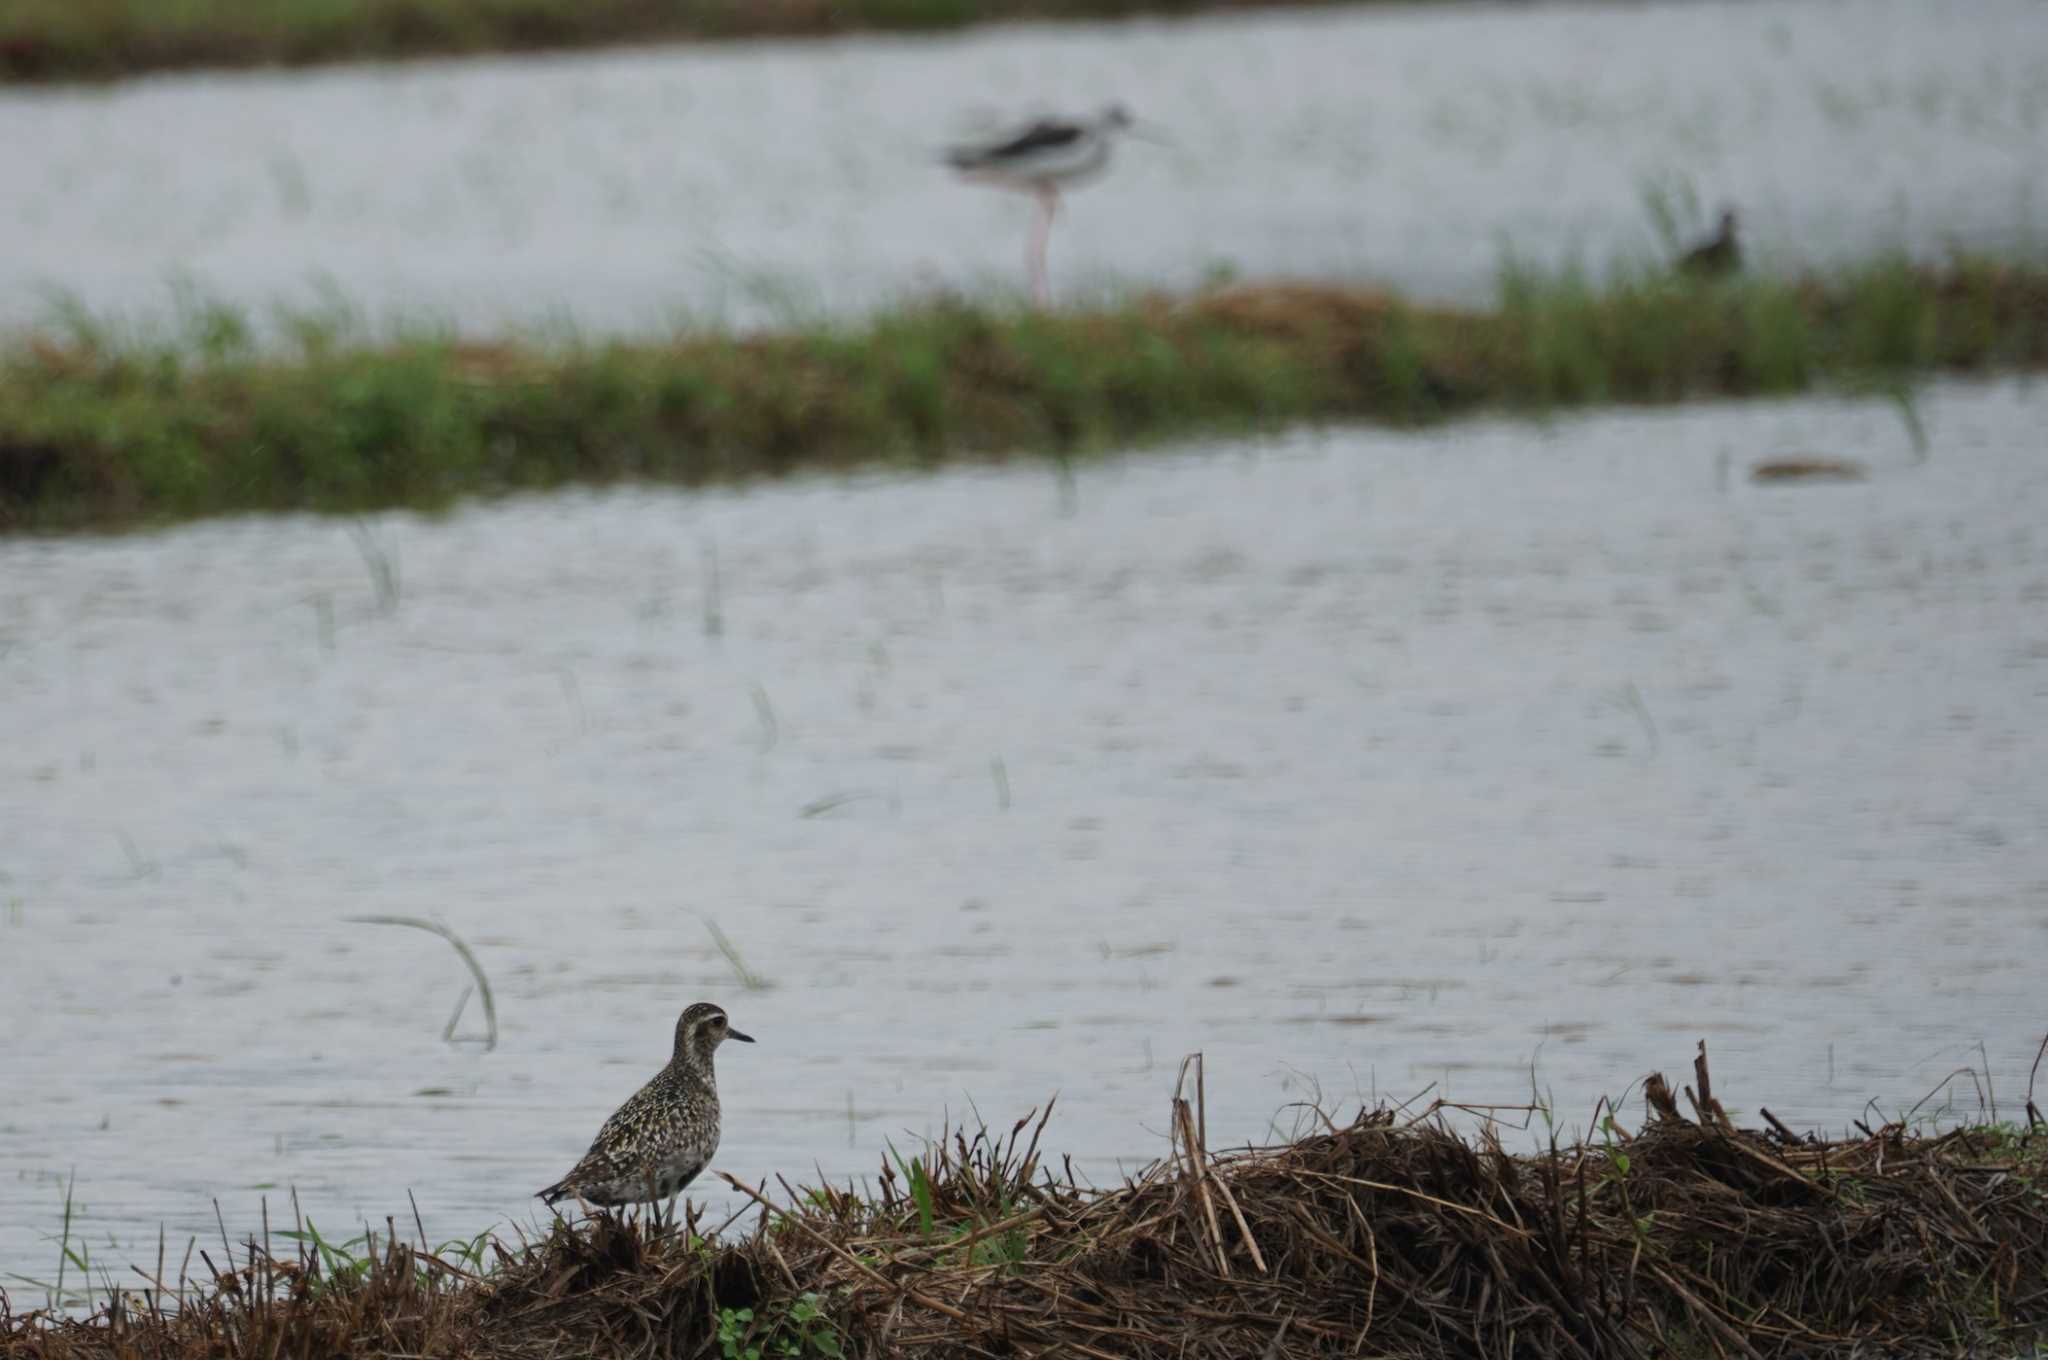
[728,1028,756,1043]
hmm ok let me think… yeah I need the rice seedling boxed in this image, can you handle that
[1617,681,1659,755]
[341,915,498,1050]
[1887,378,1931,461]
[344,520,401,616]
[796,791,893,819]
[554,665,587,731]
[111,831,156,881]
[307,593,336,652]
[748,683,778,755]
[701,541,724,640]
[704,918,771,992]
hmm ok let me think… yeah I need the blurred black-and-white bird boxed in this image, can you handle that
[945,104,1142,304]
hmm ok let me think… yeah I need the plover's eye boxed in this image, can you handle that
[712,1015,727,1028]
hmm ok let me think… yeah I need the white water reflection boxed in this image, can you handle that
[4,378,2046,1286]
[2,0,2046,335]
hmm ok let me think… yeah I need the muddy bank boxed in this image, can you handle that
[4,1051,2044,1358]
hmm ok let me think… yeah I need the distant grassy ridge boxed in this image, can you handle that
[3,0,1366,84]
[3,257,2046,531]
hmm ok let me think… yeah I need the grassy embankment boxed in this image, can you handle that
[2,1051,2044,1358]
[3,257,2046,532]
[4,0,1370,83]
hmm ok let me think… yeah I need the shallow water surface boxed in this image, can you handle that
[3,379,2046,1289]
[2,0,2045,333]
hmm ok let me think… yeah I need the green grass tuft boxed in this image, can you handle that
[5,256,2048,532]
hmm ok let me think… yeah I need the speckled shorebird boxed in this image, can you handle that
[1679,207,1742,278]
[538,1001,753,1217]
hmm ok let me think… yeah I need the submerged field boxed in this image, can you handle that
[3,1055,2044,1359]
[3,257,2045,531]
[7,0,2042,339]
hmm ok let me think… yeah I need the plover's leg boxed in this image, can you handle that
[638,1169,663,1232]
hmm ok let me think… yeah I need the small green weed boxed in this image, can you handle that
[888,1145,936,1237]
[2,1171,94,1310]
[275,1218,374,1295]
[1599,1112,1655,1245]
[717,1292,845,1359]
[884,1139,1032,1273]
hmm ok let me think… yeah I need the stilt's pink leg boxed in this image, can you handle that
[1028,185,1061,306]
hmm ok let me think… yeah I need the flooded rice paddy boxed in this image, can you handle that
[1,0,2046,335]
[3,377,2046,1287]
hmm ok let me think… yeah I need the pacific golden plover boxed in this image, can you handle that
[538,1000,753,1216]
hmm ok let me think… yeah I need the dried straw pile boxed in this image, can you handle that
[6,1049,2044,1359]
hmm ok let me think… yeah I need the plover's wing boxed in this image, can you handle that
[537,1137,626,1205]
[540,1144,704,1206]
[946,119,1083,170]
[537,1074,670,1203]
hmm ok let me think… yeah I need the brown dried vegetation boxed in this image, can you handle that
[1749,458,1868,483]
[5,1049,2045,1359]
